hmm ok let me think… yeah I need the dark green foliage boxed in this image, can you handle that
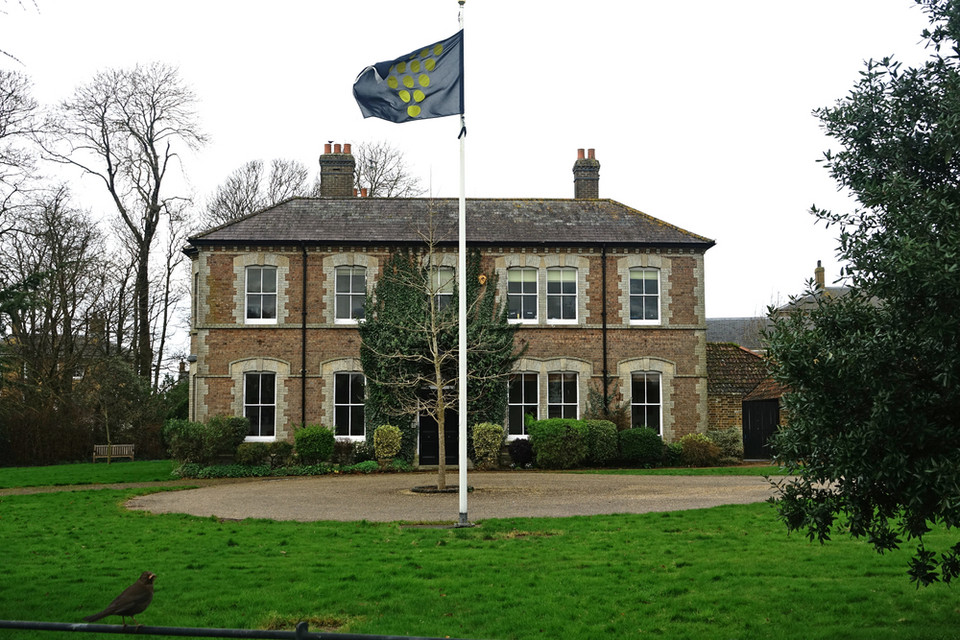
[679,433,721,467]
[528,419,589,469]
[584,420,618,466]
[236,442,270,466]
[268,441,294,467]
[766,0,960,586]
[359,249,522,467]
[332,439,357,466]
[163,419,207,464]
[508,438,534,467]
[618,428,664,467]
[163,415,250,465]
[294,424,335,465]
[583,386,631,431]
[663,442,683,467]
[707,428,744,465]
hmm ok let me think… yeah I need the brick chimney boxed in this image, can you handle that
[814,260,825,289]
[319,142,356,197]
[573,148,600,199]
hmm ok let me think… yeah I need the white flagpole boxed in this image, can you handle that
[457,0,470,527]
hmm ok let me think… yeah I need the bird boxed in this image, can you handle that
[83,571,156,626]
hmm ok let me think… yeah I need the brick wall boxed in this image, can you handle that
[189,245,708,443]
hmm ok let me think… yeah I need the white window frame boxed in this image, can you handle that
[631,371,662,434]
[431,265,455,313]
[547,372,579,419]
[333,372,365,439]
[507,267,538,324]
[507,373,539,437]
[245,265,278,325]
[244,371,276,441]
[546,267,578,324]
[334,266,366,324]
[629,267,661,325]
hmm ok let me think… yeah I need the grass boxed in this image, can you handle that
[1,462,958,639]
[0,460,178,489]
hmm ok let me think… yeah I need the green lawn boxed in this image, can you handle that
[0,460,177,488]
[1,463,958,639]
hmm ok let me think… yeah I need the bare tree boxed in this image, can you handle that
[0,69,39,236]
[353,140,425,198]
[204,158,318,226]
[38,62,205,381]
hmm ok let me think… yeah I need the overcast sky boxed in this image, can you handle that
[0,0,933,318]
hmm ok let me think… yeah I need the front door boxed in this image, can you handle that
[419,408,459,466]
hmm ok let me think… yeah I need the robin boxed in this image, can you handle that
[83,571,156,626]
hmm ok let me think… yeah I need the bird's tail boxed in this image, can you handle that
[83,611,108,623]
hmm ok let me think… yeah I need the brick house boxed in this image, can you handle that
[184,144,715,463]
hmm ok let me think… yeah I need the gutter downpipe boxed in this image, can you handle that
[601,244,609,416]
[301,243,308,426]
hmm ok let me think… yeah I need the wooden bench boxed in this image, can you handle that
[92,443,135,462]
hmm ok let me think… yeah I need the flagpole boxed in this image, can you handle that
[456,0,470,528]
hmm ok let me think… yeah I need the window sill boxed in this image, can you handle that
[630,320,662,327]
[244,436,276,443]
[245,318,278,326]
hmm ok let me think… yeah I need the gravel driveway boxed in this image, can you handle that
[126,471,778,523]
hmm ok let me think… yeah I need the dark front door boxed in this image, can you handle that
[742,399,779,459]
[419,409,459,466]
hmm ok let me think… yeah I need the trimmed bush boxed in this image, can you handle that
[236,442,270,466]
[619,427,664,467]
[528,419,589,469]
[268,440,294,467]
[472,422,506,469]
[706,428,744,465]
[679,433,722,467]
[584,420,618,467]
[205,415,249,461]
[664,441,683,467]
[508,438,534,468]
[163,419,206,464]
[294,424,335,464]
[332,439,357,466]
[373,424,402,460]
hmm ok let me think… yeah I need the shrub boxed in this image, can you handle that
[348,460,379,474]
[472,422,506,469]
[353,439,375,463]
[584,420,618,466]
[236,442,270,466]
[706,428,744,465]
[528,419,589,469]
[294,424,335,464]
[679,433,722,467]
[268,440,295,467]
[619,427,664,467]
[332,439,357,466]
[373,424,402,460]
[663,441,683,466]
[204,415,249,461]
[508,438,534,468]
[163,419,206,464]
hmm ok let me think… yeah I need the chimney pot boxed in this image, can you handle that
[361,187,368,198]
[588,148,595,160]
[343,143,351,154]
[334,143,342,153]
[577,148,585,159]
[324,143,332,154]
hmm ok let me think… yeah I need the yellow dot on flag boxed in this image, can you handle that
[408,105,421,117]
[425,59,436,72]
[398,90,411,103]
[418,74,430,88]
[402,76,414,88]
[433,44,443,56]
[387,76,398,89]
[413,89,425,102]
[411,60,421,73]
[397,62,406,73]
[419,48,429,58]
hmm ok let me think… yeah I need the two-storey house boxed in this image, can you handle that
[184,143,714,464]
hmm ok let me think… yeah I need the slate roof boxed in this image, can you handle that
[706,342,770,395]
[188,197,715,249]
[705,317,770,352]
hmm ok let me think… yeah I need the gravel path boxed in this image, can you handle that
[125,472,778,523]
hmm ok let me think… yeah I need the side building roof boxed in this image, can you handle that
[188,197,715,250]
